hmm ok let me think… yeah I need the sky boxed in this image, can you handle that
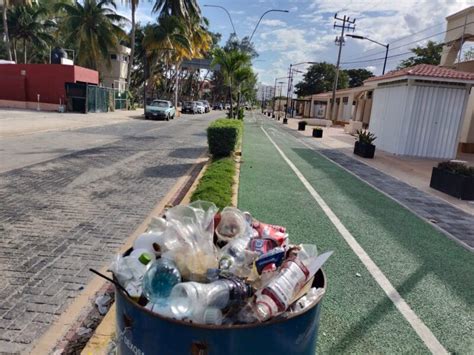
[116,0,474,87]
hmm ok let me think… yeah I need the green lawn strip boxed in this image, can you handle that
[190,157,235,209]
[264,119,474,354]
[238,118,427,353]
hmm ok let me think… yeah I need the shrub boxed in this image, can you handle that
[207,119,243,157]
[190,158,235,209]
[437,161,474,177]
[237,107,245,120]
[356,129,376,145]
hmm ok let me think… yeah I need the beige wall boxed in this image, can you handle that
[99,45,131,91]
[440,6,474,66]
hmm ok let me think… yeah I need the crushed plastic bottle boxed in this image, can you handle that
[169,278,253,324]
[218,235,258,278]
[142,258,181,304]
[289,287,326,313]
[253,251,332,322]
[111,251,155,298]
[215,207,248,242]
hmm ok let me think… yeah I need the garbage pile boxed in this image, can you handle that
[110,201,332,326]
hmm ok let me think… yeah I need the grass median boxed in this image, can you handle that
[190,118,243,209]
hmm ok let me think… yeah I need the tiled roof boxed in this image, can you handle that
[365,64,474,83]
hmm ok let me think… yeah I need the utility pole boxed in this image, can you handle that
[284,65,293,120]
[331,13,355,121]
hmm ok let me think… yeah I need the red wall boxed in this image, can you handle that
[0,64,99,104]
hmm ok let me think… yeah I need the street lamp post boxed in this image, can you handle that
[249,9,289,42]
[273,76,288,113]
[284,62,317,120]
[204,5,237,37]
[346,34,389,74]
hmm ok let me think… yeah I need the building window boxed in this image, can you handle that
[343,97,348,104]
[367,91,373,99]
[111,54,117,60]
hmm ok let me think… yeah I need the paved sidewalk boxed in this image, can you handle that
[239,112,474,353]
[279,120,474,251]
[0,115,214,353]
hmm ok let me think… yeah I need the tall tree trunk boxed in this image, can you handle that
[23,38,27,64]
[13,39,17,63]
[126,1,136,95]
[236,89,241,119]
[2,0,12,61]
[228,81,233,119]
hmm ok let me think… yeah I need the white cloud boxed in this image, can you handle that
[261,19,287,27]
[365,66,376,73]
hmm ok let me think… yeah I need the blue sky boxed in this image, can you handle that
[116,0,472,86]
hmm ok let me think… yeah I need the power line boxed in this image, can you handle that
[341,50,413,66]
[343,20,474,64]
[348,21,445,60]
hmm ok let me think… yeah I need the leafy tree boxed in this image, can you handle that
[224,33,258,59]
[7,3,55,63]
[57,0,127,70]
[294,62,348,97]
[463,47,474,61]
[397,40,443,69]
[343,68,374,88]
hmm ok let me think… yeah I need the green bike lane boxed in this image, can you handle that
[238,114,473,354]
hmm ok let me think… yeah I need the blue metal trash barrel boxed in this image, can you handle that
[115,268,326,355]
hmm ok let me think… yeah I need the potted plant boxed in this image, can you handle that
[312,128,323,138]
[354,130,376,158]
[430,161,474,200]
[298,120,308,131]
[283,118,288,124]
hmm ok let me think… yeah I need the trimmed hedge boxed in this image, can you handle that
[190,158,235,209]
[207,119,243,157]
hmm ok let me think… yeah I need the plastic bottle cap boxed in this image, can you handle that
[139,253,152,265]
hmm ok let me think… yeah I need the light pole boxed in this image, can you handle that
[284,62,317,120]
[273,76,288,113]
[204,5,237,37]
[346,34,389,74]
[249,9,289,42]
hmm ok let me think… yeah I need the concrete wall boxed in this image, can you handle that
[0,64,98,105]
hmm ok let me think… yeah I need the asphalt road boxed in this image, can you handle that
[0,110,222,353]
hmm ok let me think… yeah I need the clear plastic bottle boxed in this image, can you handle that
[169,278,253,323]
[112,251,154,299]
[142,258,181,304]
[254,251,332,321]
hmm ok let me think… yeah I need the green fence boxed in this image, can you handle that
[87,85,109,113]
[114,91,127,110]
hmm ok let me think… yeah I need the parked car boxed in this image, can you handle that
[145,100,175,120]
[198,100,210,113]
[224,103,231,110]
[195,101,206,114]
[182,101,197,114]
[213,103,223,110]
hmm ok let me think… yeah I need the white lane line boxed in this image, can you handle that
[260,125,448,355]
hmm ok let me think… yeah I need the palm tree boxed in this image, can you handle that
[121,0,140,92]
[233,66,254,118]
[7,3,55,63]
[2,0,32,61]
[58,0,127,70]
[152,0,200,19]
[211,48,250,118]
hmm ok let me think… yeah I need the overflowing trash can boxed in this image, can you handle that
[110,201,332,355]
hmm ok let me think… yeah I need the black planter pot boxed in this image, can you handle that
[430,167,474,200]
[354,141,375,158]
[283,118,288,124]
[298,122,307,131]
[272,113,275,118]
[312,128,323,138]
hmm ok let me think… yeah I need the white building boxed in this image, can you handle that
[256,83,275,101]
[98,45,131,92]
[366,64,474,159]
